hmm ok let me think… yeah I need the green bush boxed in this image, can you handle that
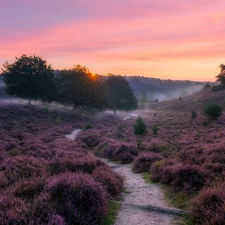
[84,124,93,130]
[204,103,223,120]
[211,85,225,92]
[203,83,211,89]
[134,117,147,135]
[152,124,159,135]
[192,111,197,119]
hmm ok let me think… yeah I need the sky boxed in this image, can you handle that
[0,0,225,81]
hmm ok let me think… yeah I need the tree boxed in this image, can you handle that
[216,64,225,85]
[1,54,55,101]
[134,116,147,135]
[138,90,148,109]
[105,75,137,114]
[55,65,108,109]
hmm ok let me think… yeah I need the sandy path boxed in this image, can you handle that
[65,130,179,224]
[65,129,81,140]
[104,160,178,225]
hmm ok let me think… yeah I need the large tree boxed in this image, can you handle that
[55,65,108,109]
[105,75,137,114]
[1,54,55,101]
[216,64,225,85]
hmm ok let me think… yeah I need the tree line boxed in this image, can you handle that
[1,54,137,113]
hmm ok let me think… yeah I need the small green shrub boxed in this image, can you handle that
[191,111,197,119]
[203,83,211,89]
[84,124,93,130]
[178,96,183,101]
[211,85,225,92]
[152,124,159,135]
[134,117,147,135]
[117,125,124,132]
[203,121,208,126]
[56,117,61,126]
[204,103,223,120]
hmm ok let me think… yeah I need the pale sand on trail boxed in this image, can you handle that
[65,130,179,225]
[103,160,179,225]
[65,129,82,140]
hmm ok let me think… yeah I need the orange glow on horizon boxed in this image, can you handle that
[0,0,224,82]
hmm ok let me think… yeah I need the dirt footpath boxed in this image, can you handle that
[105,161,179,225]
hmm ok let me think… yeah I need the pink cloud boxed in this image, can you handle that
[1,0,225,81]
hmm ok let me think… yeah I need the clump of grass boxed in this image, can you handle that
[100,200,121,225]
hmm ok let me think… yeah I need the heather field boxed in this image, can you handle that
[1,87,225,224]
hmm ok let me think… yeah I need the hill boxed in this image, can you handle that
[125,76,209,101]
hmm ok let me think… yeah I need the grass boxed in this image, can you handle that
[161,185,195,225]
[100,200,121,225]
[141,173,158,185]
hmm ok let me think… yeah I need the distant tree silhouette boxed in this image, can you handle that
[105,75,137,114]
[138,90,148,109]
[1,54,55,102]
[216,64,225,85]
[55,65,108,109]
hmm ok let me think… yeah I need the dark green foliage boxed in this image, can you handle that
[84,124,93,130]
[203,121,208,126]
[204,103,222,120]
[138,90,148,109]
[1,54,55,101]
[191,111,197,119]
[55,65,108,109]
[152,124,159,135]
[105,75,137,114]
[203,83,211,89]
[215,64,225,85]
[178,96,183,101]
[211,84,225,92]
[134,117,147,135]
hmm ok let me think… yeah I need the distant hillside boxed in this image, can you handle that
[149,86,225,112]
[125,76,213,101]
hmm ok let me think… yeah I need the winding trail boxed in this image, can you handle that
[65,129,184,225]
[102,160,181,225]
[64,129,81,140]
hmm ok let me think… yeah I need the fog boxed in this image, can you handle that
[145,84,204,102]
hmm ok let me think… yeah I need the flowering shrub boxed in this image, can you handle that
[48,154,97,175]
[150,160,174,182]
[92,167,123,198]
[46,172,109,225]
[192,185,225,224]
[102,143,138,163]
[132,152,162,173]
[160,163,208,192]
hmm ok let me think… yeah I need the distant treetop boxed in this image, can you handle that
[216,64,225,85]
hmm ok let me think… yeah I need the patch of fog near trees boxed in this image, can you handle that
[125,76,213,102]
